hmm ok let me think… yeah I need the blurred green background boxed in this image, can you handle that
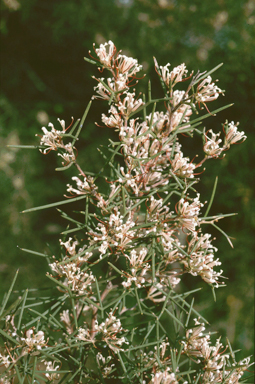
[0,0,254,360]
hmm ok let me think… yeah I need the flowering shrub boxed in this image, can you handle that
[0,41,253,383]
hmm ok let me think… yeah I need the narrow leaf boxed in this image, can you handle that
[0,269,19,317]
[22,195,86,213]
[204,176,218,217]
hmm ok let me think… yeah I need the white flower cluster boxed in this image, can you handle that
[154,58,188,88]
[203,120,246,158]
[95,40,142,75]
[93,41,143,116]
[49,237,94,295]
[224,120,247,148]
[66,175,98,196]
[89,208,136,256]
[20,329,47,352]
[60,237,89,259]
[149,370,179,384]
[196,75,223,103]
[37,118,76,164]
[177,195,203,233]
[0,353,10,368]
[122,248,150,288]
[96,352,115,378]
[50,260,95,295]
[43,360,60,381]
[183,233,223,287]
[90,43,244,293]
[78,311,128,353]
[203,129,223,158]
[94,40,116,67]
[171,152,196,178]
[182,319,252,383]
[36,41,246,307]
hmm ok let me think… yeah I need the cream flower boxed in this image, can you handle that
[94,40,116,67]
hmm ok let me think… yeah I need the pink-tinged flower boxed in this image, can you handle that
[171,152,195,178]
[67,175,97,196]
[36,118,75,155]
[90,209,136,254]
[20,329,47,351]
[182,233,223,287]
[203,129,223,157]
[43,360,60,381]
[177,195,203,232]
[116,54,143,77]
[93,76,128,100]
[102,106,123,128]
[60,309,73,334]
[94,312,128,353]
[196,75,223,103]
[183,318,210,359]
[183,319,253,383]
[154,58,188,88]
[0,353,10,368]
[50,260,95,295]
[96,353,115,378]
[169,63,188,86]
[77,324,94,343]
[122,248,150,289]
[93,78,112,100]
[94,40,116,67]
[146,283,165,302]
[168,90,193,131]
[59,237,92,262]
[225,357,253,384]
[118,92,144,117]
[37,122,64,153]
[224,121,247,148]
[150,370,178,384]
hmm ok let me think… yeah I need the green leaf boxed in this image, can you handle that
[72,100,92,146]
[18,247,49,257]
[21,195,86,213]
[191,63,224,86]
[0,269,19,317]
[204,176,218,217]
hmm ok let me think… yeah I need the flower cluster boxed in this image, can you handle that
[224,120,247,148]
[96,352,115,378]
[183,233,223,287]
[154,58,188,88]
[177,195,203,233]
[78,39,247,294]
[49,260,95,295]
[49,237,94,295]
[89,208,136,256]
[203,120,246,159]
[20,329,48,352]
[196,75,223,104]
[36,118,76,164]
[77,311,128,353]
[149,371,179,384]
[122,248,150,288]
[66,175,98,196]
[43,360,60,381]
[182,319,253,383]
[0,354,10,368]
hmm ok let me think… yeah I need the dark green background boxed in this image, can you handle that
[0,0,254,360]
